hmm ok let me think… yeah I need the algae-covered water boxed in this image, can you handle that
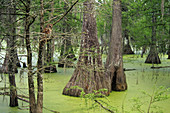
[0,55,170,113]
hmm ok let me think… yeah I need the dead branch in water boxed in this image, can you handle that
[123,68,136,71]
[151,66,170,69]
[94,100,114,113]
[0,92,60,113]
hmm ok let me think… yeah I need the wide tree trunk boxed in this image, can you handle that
[105,0,127,92]
[145,13,161,64]
[63,0,109,97]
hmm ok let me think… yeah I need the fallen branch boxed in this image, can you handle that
[0,87,9,90]
[123,68,136,71]
[0,92,9,95]
[17,96,29,103]
[18,107,29,110]
[151,66,170,69]
[0,92,60,113]
[94,100,114,113]
[0,92,29,103]
[44,107,60,113]
[17,94,29,99]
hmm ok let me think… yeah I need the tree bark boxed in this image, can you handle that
[141,45,146,58]
[36,0,45,112]
[145,12,161,64]
[8,0,18,106]
[63,0,109,97]
[25,0,36,113]
[2,53,18,74]
[123,30,134,54]
[167,42,170,59]
[105,0,127,92]
[122,2,134,55]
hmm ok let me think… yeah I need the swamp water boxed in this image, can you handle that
[0,55,170,113]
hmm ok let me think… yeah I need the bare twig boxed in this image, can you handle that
[53,0,79,25]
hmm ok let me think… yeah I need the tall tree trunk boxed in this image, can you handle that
[63,0,109,97]
[2,0,18,74]
[37,39,44,113]
[122,2,134,55]
[15,50,21,67]
[2,53,19,74]
[35,0,45,113]
[105,0,127,92]
[168,44,170,59]
[141,45,146,58]
[145,12,161,64]
[123,30,134,54]
[8,0,18,106]
[167,30,170,59]
[25,0,36,112]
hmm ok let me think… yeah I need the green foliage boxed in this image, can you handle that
[96,0,112,37]
[68,86,116,112]
[121,0,169,52]
[80,88,117,113]
[131,86,170,113]
[70,85,170,113]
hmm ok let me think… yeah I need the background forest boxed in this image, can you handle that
[0,0,170,113]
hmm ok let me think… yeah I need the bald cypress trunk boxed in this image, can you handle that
[105,0,127,92]
[63,0,109,97]
[123,30,134,54]
[145,12,161,64]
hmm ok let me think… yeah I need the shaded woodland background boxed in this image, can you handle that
[0,0,169,113]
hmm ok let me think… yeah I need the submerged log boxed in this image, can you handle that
[123,68,136,71]
[151,66,170,69]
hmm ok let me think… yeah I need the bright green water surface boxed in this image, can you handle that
[0,55,170,113]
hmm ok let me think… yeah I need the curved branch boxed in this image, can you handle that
[94,100,115,113]
[53,0,79,26]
